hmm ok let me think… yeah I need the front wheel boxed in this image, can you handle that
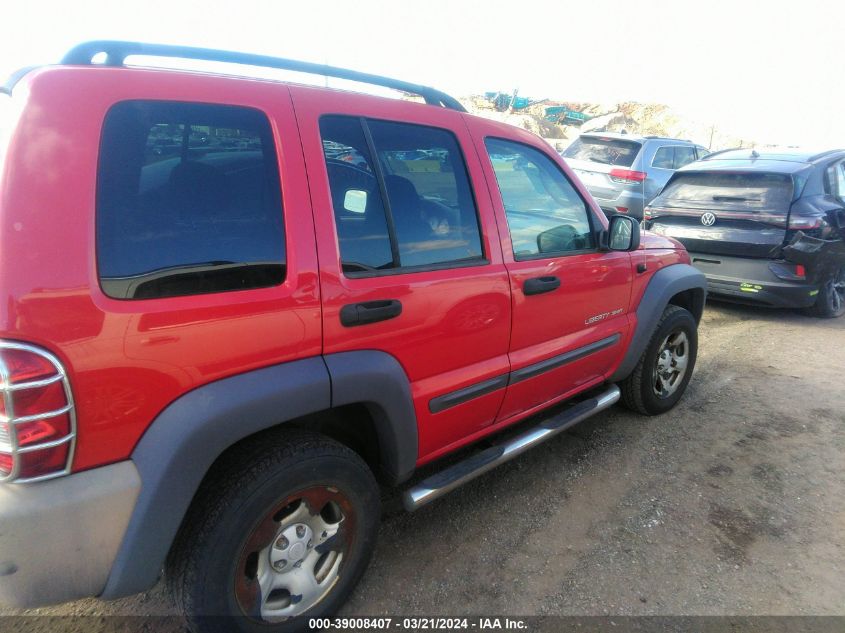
[807,266,845,318]
[620,305,698,415]
[167,430,380,633]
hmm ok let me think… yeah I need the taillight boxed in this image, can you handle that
[614,206,629,214]
[609,169,647,184]
[0,342,75,483]
[644,206,654,220]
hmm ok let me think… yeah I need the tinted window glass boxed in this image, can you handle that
[654,172,794,214]
[562,137,642,167]
[652,146,674,169]
[696,146,711,160]
[673,146,696,169]
[368,120,483,268]
[835,163,845,199]
[486,138,595,259]
[320,116,484,273]
[320,117,394,272]
[97,101,285,299]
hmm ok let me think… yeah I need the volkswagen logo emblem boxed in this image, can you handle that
[701,212,717,226]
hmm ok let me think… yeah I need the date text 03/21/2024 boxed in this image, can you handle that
[307,617,529,630]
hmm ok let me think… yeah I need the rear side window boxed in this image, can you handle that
[654,172,795,212]
[320,116,484,273]
[97,101,285,299]
[562,137,642,167]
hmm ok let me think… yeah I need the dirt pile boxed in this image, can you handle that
[459,96,756,151]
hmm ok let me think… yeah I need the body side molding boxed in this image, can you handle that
[610,263,706,383]
[510,334,621,384]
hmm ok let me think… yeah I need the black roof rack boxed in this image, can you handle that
[1,66,38,96]
[642,135,692,142]
[61,41,467,112]
[808,149,845,162]
[700,147,745,159]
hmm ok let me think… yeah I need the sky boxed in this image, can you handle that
[2,0,842,147]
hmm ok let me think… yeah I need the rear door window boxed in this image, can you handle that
[673,146,697,169]
[562,137,642,167]
[320,116,484,273]
[652,146,674,169]
[653,146,697,170]
[97,101,285,299]
[829,162,845,200]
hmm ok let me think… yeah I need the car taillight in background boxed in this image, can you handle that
[768,261,807,281]
[609,169,647,184]
[0,342,75,483]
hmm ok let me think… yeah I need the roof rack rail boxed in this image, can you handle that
[808,149,845,162]
[61,40,467,113]
[700,147,745,159]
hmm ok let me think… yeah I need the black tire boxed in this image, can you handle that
[806,266,845,318]
[167,429,380,633]
[620,305,698,415]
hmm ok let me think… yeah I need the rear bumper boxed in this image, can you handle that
[688,252,819,308]
[0,461,140,608]
[593,190,645,220]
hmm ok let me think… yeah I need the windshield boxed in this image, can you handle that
[562,137,642,167]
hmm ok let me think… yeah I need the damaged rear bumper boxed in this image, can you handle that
[688,252,819,308]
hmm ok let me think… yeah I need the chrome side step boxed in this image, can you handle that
[402,384,620,511]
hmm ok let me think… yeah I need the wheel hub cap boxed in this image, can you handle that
[234,489,353,622]
[653,330,689,399]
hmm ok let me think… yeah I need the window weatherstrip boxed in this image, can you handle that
[360,118,401,268]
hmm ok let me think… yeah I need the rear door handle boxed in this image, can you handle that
[340,299,403,327]
[523,276,561,296]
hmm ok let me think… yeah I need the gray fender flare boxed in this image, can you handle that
[100,351,417,599]
[610,263,706,382]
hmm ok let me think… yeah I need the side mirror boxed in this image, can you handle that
[601,214,641,252]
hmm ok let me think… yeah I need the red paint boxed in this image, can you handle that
[0,65,689,475]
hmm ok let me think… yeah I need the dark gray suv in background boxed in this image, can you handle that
[562,133,710,220]
[643,148,845,318]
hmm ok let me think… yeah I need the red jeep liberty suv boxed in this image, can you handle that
[0,42,706,632]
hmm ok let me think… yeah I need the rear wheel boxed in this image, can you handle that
[620,305,698,415]
[807,266,845,318]
[167,430,380,633]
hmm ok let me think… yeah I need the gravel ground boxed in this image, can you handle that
[3,301,844,628]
